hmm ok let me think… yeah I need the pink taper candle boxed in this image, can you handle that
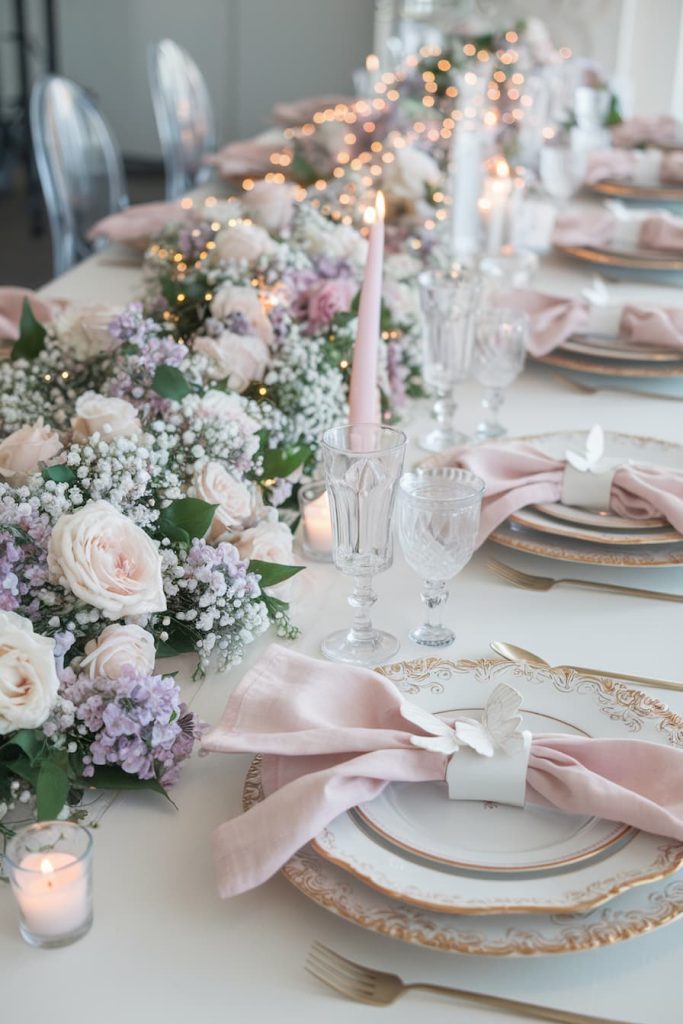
[348,190,385,425]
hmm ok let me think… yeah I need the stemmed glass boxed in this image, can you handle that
[472,308,528,440]
[417,268,479,452]
[321,423,406,665]
[398,468,485,647]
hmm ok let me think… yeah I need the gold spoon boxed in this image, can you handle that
[490,641,683,694]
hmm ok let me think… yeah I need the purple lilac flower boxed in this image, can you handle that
[62,667,201,787]
[386,339,408,409]
[0,500,52,617]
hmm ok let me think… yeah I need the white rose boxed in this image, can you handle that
[212,222,275,265]
[0,611,59,735]
[236,518,294,564]
[53,304,119,361]
[382,145,442,202]
[0,418,63,485]
[81,624,156,680]
[382,278,420,324]
[48,500,166,619]
[194,331,269,393]
[243,181,296,234]
[71,392,142,444]
[210,284,273,345]
[190,462,255,542]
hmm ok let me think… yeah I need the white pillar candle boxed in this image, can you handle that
[450,121,483,259]
[302,490,333,559]
[15,852,90,937]
[480,157,513,255]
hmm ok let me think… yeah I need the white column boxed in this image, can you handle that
[615,0,683,116]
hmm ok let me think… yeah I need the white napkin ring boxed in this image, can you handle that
[561,460,618,510]
[446,730,531,807]
[632,148,663,187]
[605,200,647,250]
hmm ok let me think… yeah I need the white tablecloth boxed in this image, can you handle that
[2,239,683,1024]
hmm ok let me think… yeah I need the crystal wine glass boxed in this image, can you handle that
[398,468,484,647]
[417,268,479,452]
[472,307,528,440]
[321,423,406,665]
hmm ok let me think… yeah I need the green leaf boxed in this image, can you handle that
[152,365,191,401]
[260,444,312,480]
[157,497,217,543]
[36,753,71,821]
[155,621,197,658]
[42,464,76,484]
[6,729,43,763]
[10,299,46,361]
[84,767,175,807]
[5,756,40,787]
[248,560,305,588]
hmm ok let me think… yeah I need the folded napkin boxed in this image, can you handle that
[612,116,683,149]
[553,205,683,254]
[586,148,683,186]
[204,130,285,180]
[498,287,683,356]
[203,644,683,898]
[427,430,683,544]
[88,201,196,249]
[0,287,66,341]
[272,94,354,128]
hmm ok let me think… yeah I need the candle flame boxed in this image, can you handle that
[495,157,510,179]
[40,858,54,875]
[363,206,376,226]
[375,190,385,221]
[366,53,380,73]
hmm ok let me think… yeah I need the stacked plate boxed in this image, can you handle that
[243,657,683,956]
[587,179,683,205]
[487,431,683,568]
[536,333,683,399]
[556,241,683,285]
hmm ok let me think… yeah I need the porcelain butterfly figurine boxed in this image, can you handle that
[401,681,525,758]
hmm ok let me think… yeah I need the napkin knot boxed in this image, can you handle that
[401,682,532,807]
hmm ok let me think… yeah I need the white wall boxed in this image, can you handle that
[56,0,374,160]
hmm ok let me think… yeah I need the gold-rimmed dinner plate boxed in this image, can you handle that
[535,501,666,531]
[510,506,682,546]
[538,349,683,378]
[303,660,683,915]
[561,333,683,363]
[244,658,683,956]
[490,520,683,567]
[588,179,683,203]
[556,243,683,272]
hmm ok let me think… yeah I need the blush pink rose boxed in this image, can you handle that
[243,181,297,234]
[212,222,275,265]
[190,462,255,542]
[81,624,156,680]
[71,393,142,444]
[307,277,358,332]
[194,331,269,392]
[210,284,273,345]
[0,419,63,485]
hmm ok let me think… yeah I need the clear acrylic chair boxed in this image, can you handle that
[30,75,129,277]
[148,38,216,201]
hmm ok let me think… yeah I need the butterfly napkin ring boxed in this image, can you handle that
[401,682,532,808]
[561,424,621,512]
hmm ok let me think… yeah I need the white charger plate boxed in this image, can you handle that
[535,502,666,531]
[244,658,683,956]
[304,660,683,915]
[562,334,683,363]
[509,506,682,546]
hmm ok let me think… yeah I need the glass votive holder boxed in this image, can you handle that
[297,480,333,562]
[479,248,539,291]
[4,821,94,948]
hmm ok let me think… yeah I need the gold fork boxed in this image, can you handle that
[487,558,683,604]
[306,943,632,1022]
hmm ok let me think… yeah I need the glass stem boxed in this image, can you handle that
[421,579,449,630]
[433,388,456,443]
[482,387,504,430]
[347,575,377,646]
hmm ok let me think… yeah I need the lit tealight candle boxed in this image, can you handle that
[481,156,513,254]
[300,487,333,561]
[5,821,94,948]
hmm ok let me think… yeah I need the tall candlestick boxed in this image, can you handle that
[450,121,483,259]
[349,190,384,426]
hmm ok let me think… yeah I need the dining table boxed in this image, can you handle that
[2,216,683,1024]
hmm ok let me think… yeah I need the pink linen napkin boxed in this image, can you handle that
[586,148,683,185]
[272,94,355,128]
[426,441,683,544]
[498,288,683,356]
[204,132,284,180]
[0,287,66,341]
[88,201,195,249]
[553,207,683,253]
[612,116,682,149]
[203,644,683,898]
